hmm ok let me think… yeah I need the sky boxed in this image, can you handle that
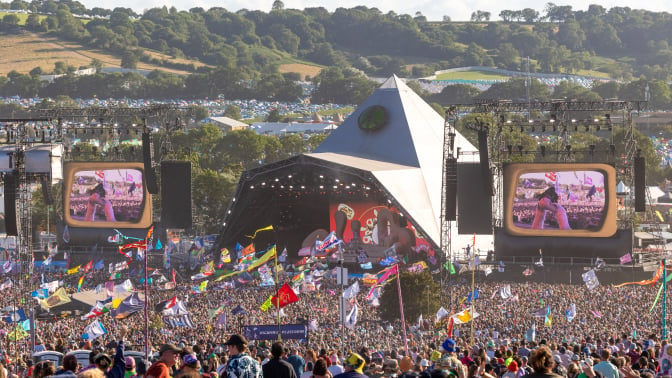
[79,0,672,21]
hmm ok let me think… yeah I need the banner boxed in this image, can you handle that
[242,324,307,340]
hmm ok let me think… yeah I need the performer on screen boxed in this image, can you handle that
[85,183,116,222]
[531,187,570,230]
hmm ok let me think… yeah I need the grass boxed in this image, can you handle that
[435,70,510,80]
[0,32,205,76]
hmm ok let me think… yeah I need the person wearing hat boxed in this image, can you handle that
[382,359,398,378]
[96,327,127,378]
[123,357,137,378]
[502,360,518,378]
[174,354,200,378]
[224,334,261,378]
[334,353,368,378]
[146,343,182,378]
[262,342,296,378]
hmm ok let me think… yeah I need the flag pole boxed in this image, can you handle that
[663,258,667,340]
[273,245,281,341]
[396,264,409,355]
[144,231,149,360]
[470,239,476,346]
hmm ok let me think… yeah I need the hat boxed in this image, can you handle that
[431,351,443,362]
[384,359,399,371]
[572,355,580,362]
[399,356,413,372]
[160,343,182,355]
[508,361,518,372]
[94,354,112,365]
[345,353,366,374]
[442,338,456,353]
[553,355,561,364]
[584,358,594,367]
[224,334,248,347]
[183,354,199,365]
[487,340,495,348]
[124,357,136,369]
[420,359,430,367]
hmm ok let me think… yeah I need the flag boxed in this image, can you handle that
[408,261,428,273]
[31,288,48,299]
[271,283,299,308]
[40,280,61,293]
[377,265,399,284]
[343,281,360,299]
[154,296,178,312]
[566,303,576,322]
[360,262,372,270]
[216,313,227,328]
[379,256,396,266]
[452,309,479,324]
[436,306,449,322]
[525,323,536,342]
[82,260,94,273]
[535,258,544,267]
[484,267,493,276]
[591,309,603,318]
[445,262,456,275]
[81,303,110,320]
[114,293,144,319]
[533,306,550,318]
[83,320,107,340]
[77,276,84,292]
[656,210,665,222]
[146,225,154,241]
[7,325,29,341]
[595,258,606,270]
[317,231,341,251]
[523,268,534,276]
[545,172,557,181]
[105,281,114,297]
[109,272,122,280]
[446,317,454,338]
[344,302,358,329]
[246,225,274,239]
[615,261,664,287]
[498,261,505,273]
[620,253,632,265]
[260,295,273,312]
[3,308,27,323]
[40,288,71,309]
[241,243,255,257]
[66,265,81,275]
[0,279,12,291]
[544,307,552,327]
[2,261,11,274]
[499,285,512,300]
[94,259,104,270]
[582,269,600,290]
[246,246,276,272]
[198,280,208,293]
[221,248,231,263]
[466,289,479,303]
[292,271,304,283]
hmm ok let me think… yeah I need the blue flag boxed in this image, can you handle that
[4,308,27,323]
[31,289,49,299]
[360,262,372,270]
[156,239,162,250]
[379,256,396,266]
[466,289,479,303]
[94,259,104,270]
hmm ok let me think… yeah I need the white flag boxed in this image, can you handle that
[343,281,360,299]
[484,267,493,276]
[582,269,600,290]
[499,284,512,300]
[345,302,358,329]
[451,309,480,324]
[436,306,449,322]
[0,279,12,290]
[83,320,107,340]
[114,279,134,293]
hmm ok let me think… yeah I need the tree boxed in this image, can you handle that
[266,108,282,122]
[271,0,284,11]
[224,105,242,120]
[192,169,239,234]
[121,51,139,69]
[521,8,539,23]
[378,271,441,323]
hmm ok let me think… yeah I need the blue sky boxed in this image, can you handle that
[80,0,671,21]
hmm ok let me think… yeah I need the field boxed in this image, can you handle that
[0,32,207,76]
[435,70,510,80]
[278,63,323,80]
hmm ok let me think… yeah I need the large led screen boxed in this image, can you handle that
[63,162,152,229]
[503,163,617,238]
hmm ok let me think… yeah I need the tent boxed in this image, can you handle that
[216,75,480,258]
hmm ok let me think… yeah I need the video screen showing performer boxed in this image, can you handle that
[512,170,607,231]
[69,169,144,223]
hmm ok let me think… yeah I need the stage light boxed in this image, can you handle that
[227,210,231,214]
[280,185,284,189]
[333,185,337,189]
[288,175,292,178]
[250,185,254,189]
[387,199,392,204]
[335,178,340,182]
[232,198,236,202]
[301,185,305,189]
[319,175,324,179]
[223,222,226,227]
[275,178,279,182]
[319,185,324,189]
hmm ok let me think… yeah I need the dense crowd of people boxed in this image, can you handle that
[0,253,669,378]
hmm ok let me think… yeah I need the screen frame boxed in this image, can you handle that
[63,162,152,229]
[503,163,617,238]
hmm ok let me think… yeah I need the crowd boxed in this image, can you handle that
[0,252,669,378]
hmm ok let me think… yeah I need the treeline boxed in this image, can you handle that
[2,1,672,81]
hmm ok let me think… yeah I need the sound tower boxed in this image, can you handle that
[4,172,17,236]
[634,156,646,212]
[161,161,192,229]
[478,129,494,196]
[444,157,457,221]
[142,132,159,194]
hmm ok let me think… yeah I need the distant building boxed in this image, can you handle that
[249,122,338,136]
[208,116,248,131]
[39,68,97,83]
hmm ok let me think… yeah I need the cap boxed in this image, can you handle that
[94,354,112,365]
[159,343,182,355]
[224,334,248,347]
[487,340,495,348]
[420,359,430,367]
[124,357,136,369]
[183,354,199,365]
[572,355,580,361]
[345,353,366,374]
[442,338,456,353]
[508,361,518,372]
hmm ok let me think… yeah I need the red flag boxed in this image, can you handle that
[472,234,476,248]
[271,283,299,308]
[82,260,93,273]
[146,225,154,241]
[241,243,255,256]
[376,265,399,285]
[545,172,557,181]
[447,317,454,338]
[172,269,176,284]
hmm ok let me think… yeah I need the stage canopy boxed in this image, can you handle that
[216,76,478,257]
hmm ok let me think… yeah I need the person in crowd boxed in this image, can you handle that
[527,347,564,378]
[54,355,79,378]
[334,354,368,378]
[124,358,137,378]
[224,335,261,378]
[262,342,297,378]
[287,347,306,377]
[146,344,182,378]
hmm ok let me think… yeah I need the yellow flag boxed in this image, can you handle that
[40,287,71,309]
[7,326,28,341]
[112,298,122,309]
[260,295,273,311]
[656,210,665,223]
[199,280,208,292]
[221,248,231,263]
[246,225,274,239]
[67,265,81,275]
[246,246,277,272]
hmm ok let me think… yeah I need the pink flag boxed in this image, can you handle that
[376,265,399,285]
[105,281,114,297]
[620,253,632,265]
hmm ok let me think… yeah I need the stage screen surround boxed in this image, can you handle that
[63,162,152,229]
[503,163,617,238]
